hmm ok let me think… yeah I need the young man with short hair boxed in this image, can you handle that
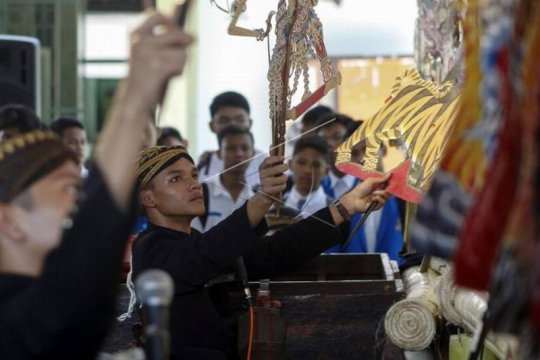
[192,124,255,232]
[198,91,265,188]
[284,104,334,158]
[301,105,334,134]
[316,112,357,199]
[282,135,333,218]
[317,114,404,262]
[132,144,390,359]
[50,117,89,177]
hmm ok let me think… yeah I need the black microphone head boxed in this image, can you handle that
[135,269,174,307]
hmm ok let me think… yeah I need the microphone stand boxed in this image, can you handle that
[136,269,174,360]
[144,305,170,360]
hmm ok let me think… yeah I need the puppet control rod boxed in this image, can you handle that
[339,201,377,252]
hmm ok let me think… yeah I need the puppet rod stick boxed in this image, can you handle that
[468,309,490,360]
[420,255,431,273]
[403,202,417,252]
[340,201,378,252]
[142,0,191,125]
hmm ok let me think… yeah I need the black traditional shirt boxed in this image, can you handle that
[0,167,134,360]
[132,204,344,359]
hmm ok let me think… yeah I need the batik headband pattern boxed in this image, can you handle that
[0,131,76,202]
[136,145,194,189]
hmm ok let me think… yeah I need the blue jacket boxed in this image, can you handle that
[322,176,404,263]
[320,175,358,199]
[326,197,403,263]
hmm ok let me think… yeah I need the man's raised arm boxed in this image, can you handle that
[94,9,193,210]
[246,155,288,227]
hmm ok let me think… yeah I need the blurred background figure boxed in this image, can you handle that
[284,105,334,158]
[51,117,88,177]
[301,105,334,135]
[157,126,188,148]
[282,135,332,219]
[198,91,265,189]
[192,125,255,232]
[316,112,355,199]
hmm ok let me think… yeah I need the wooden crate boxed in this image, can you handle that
[104,253,403,359]
[250,253,404,359]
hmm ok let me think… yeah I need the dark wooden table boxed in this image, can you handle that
[103,253,404,359]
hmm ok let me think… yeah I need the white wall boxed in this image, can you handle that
[317,0,418,57]
[84,0,418,158]
[84,13,144,77]
[192,0,417,157]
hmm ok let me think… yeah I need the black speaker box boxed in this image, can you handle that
[0,35,40,113]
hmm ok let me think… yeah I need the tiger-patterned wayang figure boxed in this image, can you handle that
[335,68,461,204]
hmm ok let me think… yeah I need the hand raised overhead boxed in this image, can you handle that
[126,6,194,111]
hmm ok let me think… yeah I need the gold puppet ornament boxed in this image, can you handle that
[335,69,461,203]
[227,0,275,40]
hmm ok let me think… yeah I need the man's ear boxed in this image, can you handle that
[0,204,25,243]
[209,120,217,134]
[216,140,224,160]
[248,118,253,129]
[140,189,156,209]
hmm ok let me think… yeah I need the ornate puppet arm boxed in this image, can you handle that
[286,72,341,120]
[285,5,341,120]
[228,0,275,40]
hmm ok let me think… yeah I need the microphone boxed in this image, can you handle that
[135,269,174,360]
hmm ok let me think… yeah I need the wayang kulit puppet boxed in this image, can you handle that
[221,0,341,156]
[334,68,461,204]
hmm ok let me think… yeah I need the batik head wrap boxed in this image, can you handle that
[0,130,77,202]
[136,145,194,189]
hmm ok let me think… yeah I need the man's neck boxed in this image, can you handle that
[220,172,246,201]
[147,214,193,234]
[0,245,43,277]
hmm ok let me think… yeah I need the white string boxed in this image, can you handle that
[117,252,137,322]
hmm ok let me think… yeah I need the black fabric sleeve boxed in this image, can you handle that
[140,202,267,294]
[243,207,345,279]
[4,166,135,359]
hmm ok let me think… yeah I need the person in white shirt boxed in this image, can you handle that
[316,112,357,199]
[197,91,265,189]
[284,104,333,158]
[282,135,333,219]
[317,114,404,261]
[50,117,89,178]
[192,125,257,232]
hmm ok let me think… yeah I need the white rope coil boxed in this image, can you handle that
[384,299,437,350]
[434,268,463,327]
[454,290,487,332]
[385,266,439,350]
